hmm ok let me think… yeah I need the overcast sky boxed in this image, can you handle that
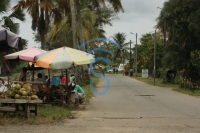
[104,0,167,47]
[10,0,167,48]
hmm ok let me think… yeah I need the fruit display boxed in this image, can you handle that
[0,82,39,100]
[46,85,66,95]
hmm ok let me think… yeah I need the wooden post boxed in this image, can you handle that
[32,64,34,81]
[25,104,30,119]
[35,104,38,116]
[48,69,51,86]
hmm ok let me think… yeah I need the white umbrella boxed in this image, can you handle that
[34,46,95,69]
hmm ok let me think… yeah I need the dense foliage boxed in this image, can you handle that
[157,0,200,81]
[0,0,27,75]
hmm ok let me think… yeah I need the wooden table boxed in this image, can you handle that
[0,99,43,118]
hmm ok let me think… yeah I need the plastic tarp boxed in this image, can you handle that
[0,27,20,52]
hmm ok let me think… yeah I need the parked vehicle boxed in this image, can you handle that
[107,64,125,72]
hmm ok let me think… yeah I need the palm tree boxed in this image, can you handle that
[46,7,100,47]
[0,0,25,34]
[0,0,27,50]
[68,0,77,49]
[13,0,62,49]
[0,0,10,14]
[111,32,129,63]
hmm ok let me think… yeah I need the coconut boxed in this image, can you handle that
[5,90,12,96]
[18,81,24,86]
[15,84,21,90]
[15,94,20,99]
[23,84,31,92]
[21,91,28,96]
[0,93,5,98]
[19,88,26,93]
[31,95,38,100]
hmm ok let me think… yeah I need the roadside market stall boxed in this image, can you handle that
[34,46,95,106]
[0,48,46,118]
[4,47,47,82]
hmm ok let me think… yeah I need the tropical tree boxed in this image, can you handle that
[0,0,10,14]
[111,32,129,63]
[13,0,62,49]
[0,0,25,34]
[137,32,163,75]
[156,0,200,81]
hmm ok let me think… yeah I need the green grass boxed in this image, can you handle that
[0,105,72,125]
[173,88,200,96]
[134,77,179,88]
[79,76,99,102]
[134,76,200,96]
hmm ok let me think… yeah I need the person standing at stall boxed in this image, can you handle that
[60,75,67,85]
[19,67,27,81]
[35,73,46,92]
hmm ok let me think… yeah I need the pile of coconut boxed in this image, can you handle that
[0,82,39,100]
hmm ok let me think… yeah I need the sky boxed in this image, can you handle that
[9,0,167,48]
[104,0,167,46]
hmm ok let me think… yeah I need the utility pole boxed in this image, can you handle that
[130,40,131,68]
[153,30,156,84]
[130,32,137,77]
[135,33,138,77]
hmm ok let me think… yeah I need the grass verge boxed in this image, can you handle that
[79,76,99,102]
[134,77,179,88]
[134,76,200,96]
[172,88,200,96]
[0,105,72,125]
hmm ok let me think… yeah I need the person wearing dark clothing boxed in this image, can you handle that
[113,68,115,74]
[116,68,118,74]
[19,67,27,81]
[130,68,133,77]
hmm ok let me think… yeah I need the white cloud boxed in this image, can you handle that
[9,0,167,48]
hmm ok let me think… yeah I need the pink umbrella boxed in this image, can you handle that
[4,47,46,62]
[4,47,47,82]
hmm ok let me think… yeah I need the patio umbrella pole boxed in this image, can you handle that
[48,69,50,86]
[7,72,10,87]
[32,64,34,81]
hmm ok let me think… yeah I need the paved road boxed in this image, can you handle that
[1,74,200,133]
